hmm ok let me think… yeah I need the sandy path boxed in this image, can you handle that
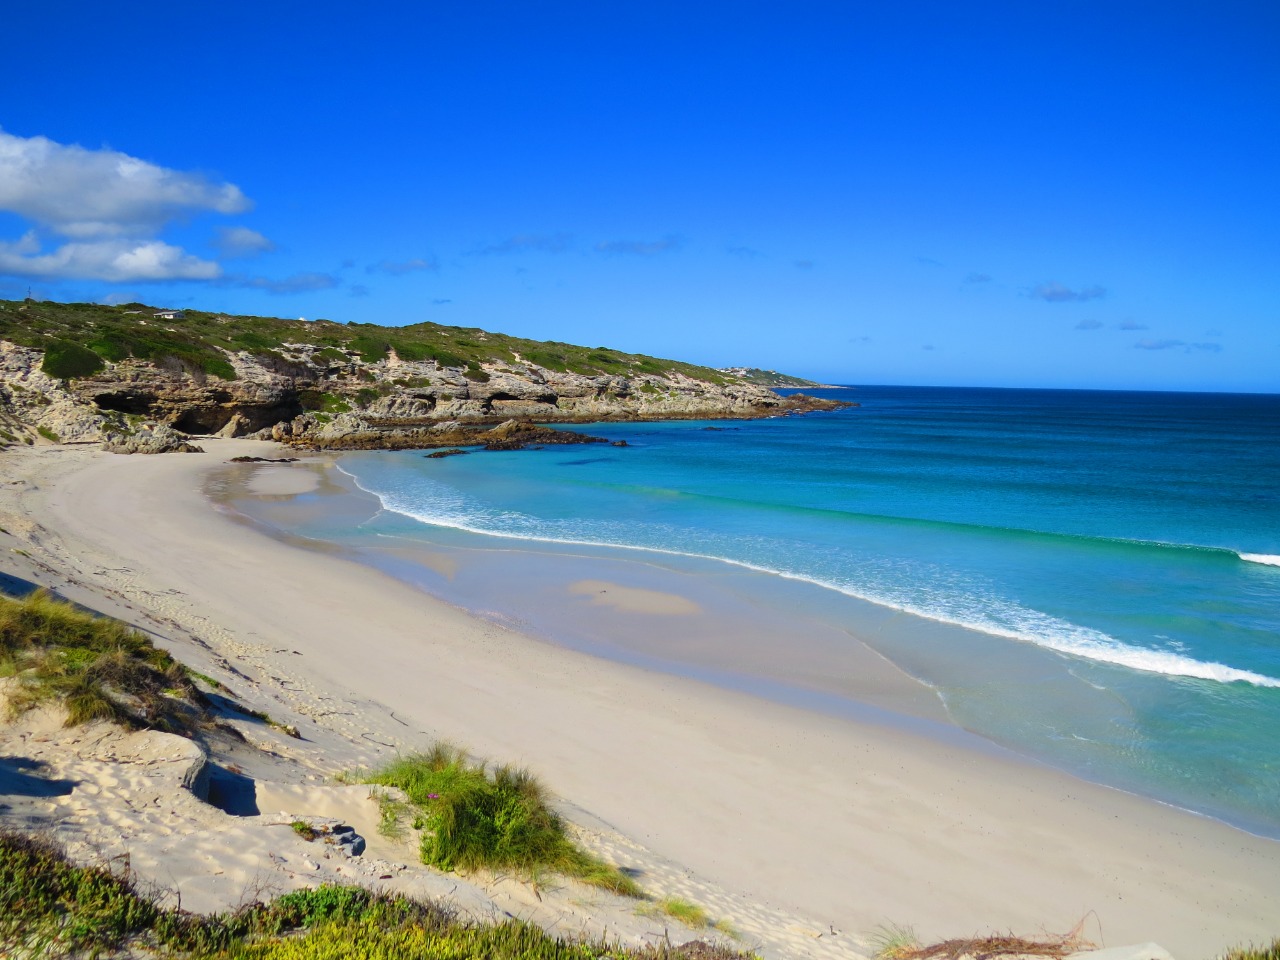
[11,440,1280,957]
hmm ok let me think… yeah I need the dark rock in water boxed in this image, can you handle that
[611,440,629,446]
[424,448,468,459]
[481,420,610,451]
[776,393,857,414]
[701,426,724,431]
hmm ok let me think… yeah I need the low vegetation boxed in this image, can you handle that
[363,744,645,896]
[649,897,710,929]
[720,367,824,388]
[1221,942,1280,960]
[0,589,208,734]
[2,297,738,385]
[871,923,1094,960]
[0,831,745,959]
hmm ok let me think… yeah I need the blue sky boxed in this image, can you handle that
[2,2,1277,391]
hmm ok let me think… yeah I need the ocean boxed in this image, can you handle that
[234,386,1280,837]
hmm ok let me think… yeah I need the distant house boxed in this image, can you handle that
[153,309,186,320]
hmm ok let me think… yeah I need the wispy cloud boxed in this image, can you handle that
[229,272,341,294]
[1031,281,1106,302]
[916,257,943,268]
[1134,339,1222,353]
[793,259,815,270]
[595,235,681,257]
[367,257,438,276]
[1075,318,1104,330]
[213,226,274,259]
[726,244,761,258]
[922,344,935,351]
[965,272,992,283]
[472,233,572,255]
[349,283,371,298]
[1117,319,1148,330]
[432,298,452,304]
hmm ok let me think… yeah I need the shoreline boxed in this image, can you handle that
[236,450,1280,842]
[4,439,1280,956]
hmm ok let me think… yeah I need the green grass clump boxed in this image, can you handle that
[0,831,746,960]
[0,590,207,734]
[654,898,710,929]
[364,744,645,897]
[1222,941,1280,960]
[870,923,920,960]
[36,426,60,443]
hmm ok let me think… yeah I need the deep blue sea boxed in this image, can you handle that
[312,386,1280,835]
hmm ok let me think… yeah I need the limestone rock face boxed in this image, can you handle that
[0,335,853,452]
[103,423,205,455]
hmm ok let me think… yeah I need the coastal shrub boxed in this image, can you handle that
[36,426,60,443]
[349,335,390,363]
[364,745,645,897]
[0,590,207,734]
[313,347,349,365]
[40,339,104,380]
[299,391,352,414]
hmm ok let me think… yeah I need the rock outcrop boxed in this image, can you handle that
[0,325,853,452]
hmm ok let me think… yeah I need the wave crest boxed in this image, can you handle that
[1240,553,1280,568]
[341,465,1280,691]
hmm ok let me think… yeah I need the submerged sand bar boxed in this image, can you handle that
[8,438,1280,956]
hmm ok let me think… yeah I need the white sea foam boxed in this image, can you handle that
[339,464,1280,690]
[1239,553,1280,567]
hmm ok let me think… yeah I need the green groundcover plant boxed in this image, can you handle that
[365,745,646,897]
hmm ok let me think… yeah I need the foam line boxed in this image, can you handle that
[339,465,1280,690]
[1240,553,1280,567]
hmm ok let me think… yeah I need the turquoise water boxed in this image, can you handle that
[302,387,1280,835]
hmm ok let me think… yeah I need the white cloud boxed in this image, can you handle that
[0,232,220,281]
[213,226,274,258]
[0,129,249,239]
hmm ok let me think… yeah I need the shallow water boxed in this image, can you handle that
[231,385,1280,837]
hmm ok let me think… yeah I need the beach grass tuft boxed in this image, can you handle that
[650,897,711,929]
[871,924,920,960]
[0,590,208,734]
[1221,940,1280,960]
[363,743,646,897]
[0,830,743,960]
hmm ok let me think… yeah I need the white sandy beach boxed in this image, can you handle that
[4,439,1280,958]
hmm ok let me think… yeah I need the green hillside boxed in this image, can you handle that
[0,299,736,386]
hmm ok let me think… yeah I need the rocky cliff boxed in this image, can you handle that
[0,300,850,451]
